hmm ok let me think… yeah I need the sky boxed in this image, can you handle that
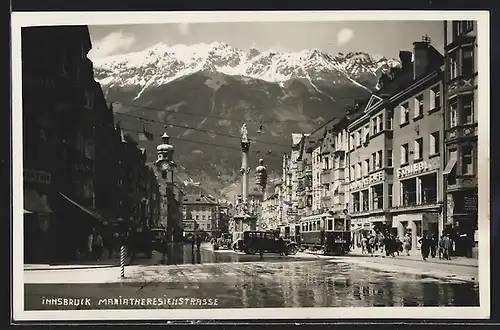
[88,21,444,61]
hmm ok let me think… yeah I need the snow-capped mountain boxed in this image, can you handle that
[91,42,400,199]
[92,41,400,94]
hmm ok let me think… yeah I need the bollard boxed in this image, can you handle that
[120,245,126,278]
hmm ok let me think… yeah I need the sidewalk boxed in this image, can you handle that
[348,247,478,268]
[24,249,132,271]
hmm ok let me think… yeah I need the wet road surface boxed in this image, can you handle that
[130,243,318,265]
[25,259,479,309]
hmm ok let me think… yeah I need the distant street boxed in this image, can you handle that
[24,243,479,309]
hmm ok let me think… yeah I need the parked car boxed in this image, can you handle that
[213,233,232,250]
[127,228,153,258]
[239,230,298,255]
[150,228,168,252]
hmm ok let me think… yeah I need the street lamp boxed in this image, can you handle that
[155,132,177,242]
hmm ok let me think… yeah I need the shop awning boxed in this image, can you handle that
[24,189,53,213]
[443,153,458,175]
[59,192,105,222]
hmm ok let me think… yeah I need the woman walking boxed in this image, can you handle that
[403,234,411,256]
[418,232,431,261]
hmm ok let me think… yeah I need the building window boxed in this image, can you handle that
[429,131,440,156]
[371,152,377,171]
[84,90,94,109]
[401,178,417,207]
[462,93,474,125]
[461,145,474,175]
[414,138,423,161]
[449,97,458,128]
[361,190,369,211]
[352,192,360,212]
[372,117,377,135]
[401,143,409,165]
[430,86,441,110]
[350,165,355,181]
[386,110,393,130]
[356,163,361,179]
[414,95,424,118]
[387,149,393,167]
[363,159,370,177]
[388,184,393,208]
[378,114,384,132]
[364,125,370,143]
[196,215,199,220]
[421,173,438,205]
[449,51,459,80]
[371,184,384,210]
[461,47,474,76]
[350,134,355,150]
[400,102,410,124]
[452,20,474,39]
[377,150,383,169]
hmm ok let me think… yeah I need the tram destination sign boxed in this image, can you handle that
[397,159,440,179]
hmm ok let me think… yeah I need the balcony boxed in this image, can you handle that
[320,169,332,184]
[447,73,477,98]
[446,124,478,142]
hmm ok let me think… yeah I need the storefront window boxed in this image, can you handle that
[401,178,417,206]
[352,192,360,212]
[421,173,438,204]
[371,184,384,210]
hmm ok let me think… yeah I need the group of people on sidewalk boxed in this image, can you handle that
[358,230,454,261]
[80,228,121,261]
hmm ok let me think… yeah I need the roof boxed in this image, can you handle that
[182,194,218,205]
[291,133,309,146]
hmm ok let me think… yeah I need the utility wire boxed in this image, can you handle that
[115,111,291,148]
[110,100,315,124]
[121,127,283,159]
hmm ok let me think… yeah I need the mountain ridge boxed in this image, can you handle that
[91,42,400,200]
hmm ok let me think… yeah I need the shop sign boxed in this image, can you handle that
[463,194,478,212]
[24,169,51,184]
[397,159,440,179]
[349,171,384,191]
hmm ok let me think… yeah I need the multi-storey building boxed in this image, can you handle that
[390,38,444,250]
[261,183,283,231]
[296,135,314,218]
[443,20,478,258]
[331,117,351,215]
[311,143,322,213]
[319,128,336,212]
[182,194,219,239]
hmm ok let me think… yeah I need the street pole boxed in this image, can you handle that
[120,244,126,278]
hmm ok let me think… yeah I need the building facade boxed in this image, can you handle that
[22,25,162,263]
[311,144,322,213]
[182,194,219,239]
[443,20,478,257]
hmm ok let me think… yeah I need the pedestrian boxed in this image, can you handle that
[368,235,375,256]
[361,236,368,254]
[395,236,403,256]
[196,234,202,251]
[438,235,445,259]
[87,229,95,261]
[191,235,196,251]
[259,233,265,258]
[443,233,453,260]
[418,232,430,261]
[92,231,104,261]
[430,232,437,258]
[403,234,411,256]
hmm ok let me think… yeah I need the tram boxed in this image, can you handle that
[298,212,351,255]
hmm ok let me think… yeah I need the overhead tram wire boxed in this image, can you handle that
[109,100,322,124]
[120,127,283,159]
[114,111,291,148]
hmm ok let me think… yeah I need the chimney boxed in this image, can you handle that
[399,50,413,70]
[413,35,432,79]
